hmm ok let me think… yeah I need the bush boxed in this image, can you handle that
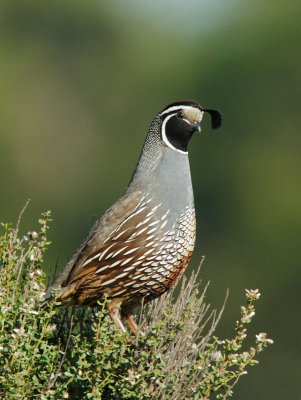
[0,208,273,399]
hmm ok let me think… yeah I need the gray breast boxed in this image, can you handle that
[131,146,194,225]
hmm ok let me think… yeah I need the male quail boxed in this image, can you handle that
[48,100,222,333]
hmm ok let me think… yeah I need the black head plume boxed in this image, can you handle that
[203,109,222,129]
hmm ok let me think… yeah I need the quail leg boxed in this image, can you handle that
[124,314,138,334]
[107,299,127,333]
[121,304,139,334]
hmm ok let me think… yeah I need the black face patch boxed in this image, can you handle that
[164,114,196,152]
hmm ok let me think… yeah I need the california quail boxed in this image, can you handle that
[48,100,222,333]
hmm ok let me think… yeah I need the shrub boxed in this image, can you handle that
[0,208,273,399]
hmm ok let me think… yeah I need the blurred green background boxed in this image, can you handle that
[1,0,300,398]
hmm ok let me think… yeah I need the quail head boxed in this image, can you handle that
[47,100,222,333]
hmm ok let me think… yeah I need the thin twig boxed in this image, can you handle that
[47,312,74,390]
[15,199,30,233]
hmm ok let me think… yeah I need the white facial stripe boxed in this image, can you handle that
[160,105,199,116]
[182,117,191,125]
[161,112,188,155]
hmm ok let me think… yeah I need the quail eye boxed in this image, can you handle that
[177,111,184,119]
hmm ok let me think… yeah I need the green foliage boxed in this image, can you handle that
[0,210,273,400]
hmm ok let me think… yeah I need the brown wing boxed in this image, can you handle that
[60,190,144,286]
[62,193,179,301]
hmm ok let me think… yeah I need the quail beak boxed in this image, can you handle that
[192,121,202,132]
